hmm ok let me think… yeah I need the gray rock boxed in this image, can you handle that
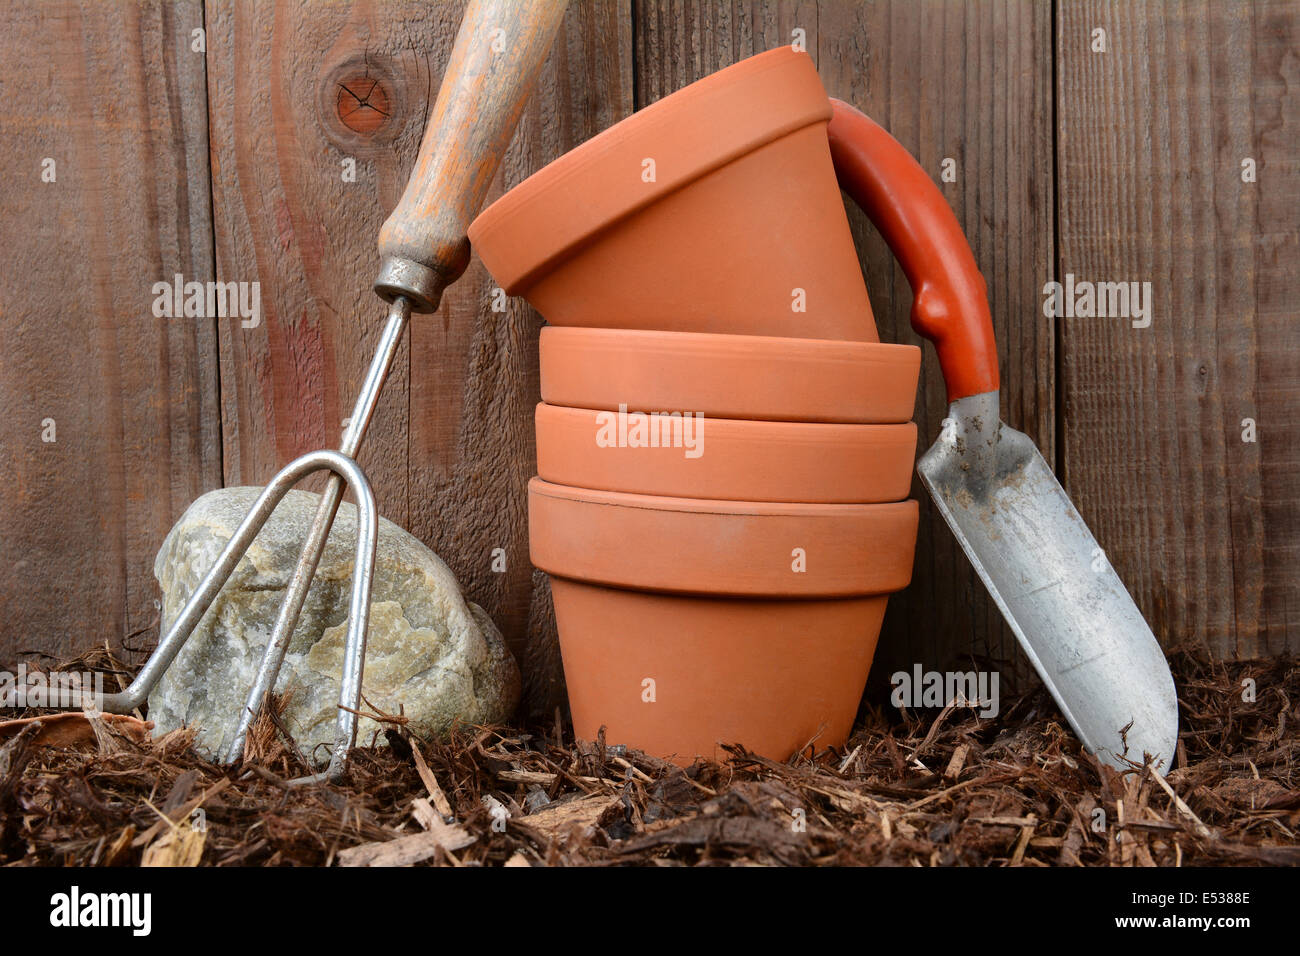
[147,487,519,763]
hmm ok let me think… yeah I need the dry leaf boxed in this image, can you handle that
[0,712,153,748]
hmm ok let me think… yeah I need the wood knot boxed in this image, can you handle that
[318,54,405,149]
[335,75,391,135]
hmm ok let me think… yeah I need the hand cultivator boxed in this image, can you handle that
[82,0,567,783]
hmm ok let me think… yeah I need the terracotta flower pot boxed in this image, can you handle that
[535,402,917,503]
[552,579,888,764]
[529,479,918,761]
[468,48,877,341]
[540,327,921,424]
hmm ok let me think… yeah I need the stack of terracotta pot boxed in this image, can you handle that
[468,48,920,764]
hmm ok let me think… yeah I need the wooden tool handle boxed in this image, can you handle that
[375,0,567,313]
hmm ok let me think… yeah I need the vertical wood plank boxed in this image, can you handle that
[207,0,633,719]
[0,1,220,662]
[634,0,1055,687]
[207,0,426,526]
[1056,0,1299,657]
[407,0,635,720]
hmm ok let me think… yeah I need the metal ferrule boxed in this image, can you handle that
[373,255,445,314]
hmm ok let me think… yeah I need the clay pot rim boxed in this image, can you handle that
[529,477,911,519]
[541,325,920,361]
[540,327,921,424]
[468,47,830,292]
[529,478,918,597]
[536,401,919,440]
[536,403,917,503]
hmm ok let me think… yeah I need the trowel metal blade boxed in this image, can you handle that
[917,391,1178,770]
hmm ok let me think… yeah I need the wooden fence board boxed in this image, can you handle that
[0,0,220,661]
[1056,0,1299,657]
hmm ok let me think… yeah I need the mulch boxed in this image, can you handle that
[1,647,1296,866]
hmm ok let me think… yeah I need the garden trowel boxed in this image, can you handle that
[827,100,1178,770]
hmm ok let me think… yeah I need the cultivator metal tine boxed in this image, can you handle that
[224,468,349,766]
[93,449,376,781]
[92,449,359,716]
[220,450,379,778]
[92,298,411,784]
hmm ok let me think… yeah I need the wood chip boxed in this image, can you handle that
[497,769,561,785]
[612,755,653,782]
[517,793,619,841]
[805,783,881,812]
[944,744,969,780]
[160,769,198,814]
[1009,816,1037,866]
[410,742,453,819]
[411,796,441,831]
[1121,819,1182,833]
[837,744,862,775]
[337,818,476,867]
[905,777,983,811]
[1147,765,1212,839]
[497,768,615,788]
[132,778,229,848]
[972,815,1037,827]
[141,820,205,867]
[101,826,136,867]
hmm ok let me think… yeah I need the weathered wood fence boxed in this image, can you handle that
[1,0,1295,718]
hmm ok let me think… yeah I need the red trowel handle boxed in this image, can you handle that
[827,99,999,403]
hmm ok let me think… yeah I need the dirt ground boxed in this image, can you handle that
[1,647,1296,866]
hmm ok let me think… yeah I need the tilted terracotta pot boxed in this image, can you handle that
[539,327,921,424]
[535,402,917,503]
[530,479,918,762]
[468,48,877,341]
